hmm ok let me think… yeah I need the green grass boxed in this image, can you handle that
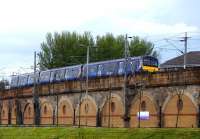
[0,127,199,139]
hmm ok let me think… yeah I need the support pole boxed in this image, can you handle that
[184,32,187,69]
[123,34,130,127]
[33,51,40,125]
[85,44,89,127]
[138,88,141,128]
[56,95,58,126]
[180,32,190,69]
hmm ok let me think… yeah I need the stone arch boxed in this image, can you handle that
[40,100,53,125]
[130,94,158,127]
[76,95,97,126]
[58,96,73,125]
[1,102,8,124]
[23,102,34,125]
[163,94,198,127]
[101,94,124,127]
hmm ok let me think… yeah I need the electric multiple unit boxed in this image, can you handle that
[10,56,158,89]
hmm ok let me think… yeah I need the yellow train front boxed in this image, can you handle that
[141,56,159,72]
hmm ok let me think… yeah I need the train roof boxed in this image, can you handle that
[40,64,82,72]
[86,56,143,66]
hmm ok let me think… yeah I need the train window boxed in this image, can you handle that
[28,73,39,85]
[55,69,66,81]
[143,57,158,67]
[90,66,97,73]
[88,65,98,75]
[18,75,28,87]
[103,62,117,75]
[40,71,51,83]
[82,64,98,77]
[50,70,56,82]
[65,66,81,80]
[10,76,18,88]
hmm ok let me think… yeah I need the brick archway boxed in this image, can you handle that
[76,96,97,127]
[130,95,158,127]
[163,94,197,127]
[11,104,16,125]
[1,103,8,124]
[40,101,53,125]
[23,103,34,125]
[101,94,124,127]
[58,97,73,125]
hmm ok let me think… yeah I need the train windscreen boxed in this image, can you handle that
[143,56,158,67]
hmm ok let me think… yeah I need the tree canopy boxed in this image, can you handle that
[38,32,158,70]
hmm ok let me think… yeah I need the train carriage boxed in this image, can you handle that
[10,56,158,88]
[142,56,159,72]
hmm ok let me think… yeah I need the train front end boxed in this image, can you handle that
[142,56,159,72]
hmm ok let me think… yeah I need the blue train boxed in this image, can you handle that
[10,56,158,88]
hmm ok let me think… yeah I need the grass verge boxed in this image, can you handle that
[0,127,199,139]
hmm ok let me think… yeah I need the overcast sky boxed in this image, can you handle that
[0,0,200,78]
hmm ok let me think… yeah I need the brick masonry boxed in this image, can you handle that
[0,68,200,127]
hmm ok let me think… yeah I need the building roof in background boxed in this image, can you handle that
[160,51,200,68]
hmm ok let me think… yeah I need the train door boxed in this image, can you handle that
[118,62,124,75]
[97,65,103,76]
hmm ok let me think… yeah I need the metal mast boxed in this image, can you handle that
[33,51,40,125]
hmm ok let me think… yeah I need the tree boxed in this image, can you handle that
[38,32,93,70]
[38,32,158,69]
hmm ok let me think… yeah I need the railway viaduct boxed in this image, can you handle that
[0,68,200,128]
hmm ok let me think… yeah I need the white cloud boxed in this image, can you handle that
[0,0,176,32]
[114,19,199,35]
[0,0,199,76]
